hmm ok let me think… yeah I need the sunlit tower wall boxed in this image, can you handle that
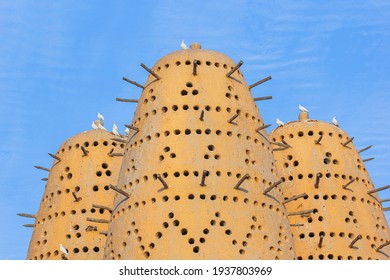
[25,128,125,260]
[269,112,390,260]
[104,43,296,260]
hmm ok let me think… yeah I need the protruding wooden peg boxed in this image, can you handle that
[253,96,272,101]
[116,98,139,103]
[72,192,82,202]
[367,185,390,194]
[248,76,272,89]
[318,234,325,248]
[314,173,322,188]
[122,77,144,89]
[263,179,283,195]
[99,231,108,236]
[111,138,127,143]
[342,178,356,189]
[342,137,354,147]
[226,60,243,77]
[227,113,239,125]
[281,139,291,147]
[109,152,125,157]
[81,146,89,156]
[86,218,109,224]
[48,153,61,161]
[380,198,390,203]
[34,166,50,172]
[233,173,250,190]
[315,134,323,145]
[17,213,36,219]
[349,235,362,248]
[256,124,271,133]
[23,224,35,228]
[384,207,390,211]
[124,124,140,132]
[200,170,209,187]
[85,226,97,231]
[199,110,205,121]
[193,60,199,76]
[41,178,48,181]
[140,63,161,80]
[376,241,390,252]
[290,224,304,227]
[270,141,290,149]
[272,147,288,152]
[92,204,113,213]
[358,145,373,153]
[282,193,308,204]
[155,174,169,189]
[109,184,130,198]
[288,209,315,216]
[363,157,374,162]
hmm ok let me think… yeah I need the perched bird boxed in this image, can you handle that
[60,244,68,256]
[276,118,284,127]
[98,123,107,131]
[112,123,120,136]
[125,127,130,136]
[92,121,98,130]
[299,104,309,113]
[332,116,339,126]
[97,112,104,121]
[180,40,188,50]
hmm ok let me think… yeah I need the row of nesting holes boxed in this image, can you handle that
[159,145,220,161]
[133,105,262,127]
[297,231,387,244]
[36,207,107,225]
[33,246,102,259]
[127,128,270,153]
[57,141,124,155]
[41,183,111,204]
[276,131,351,140]
[281,173,371,187]
[123,170,278,190]
[111,194,285,222]
[155,60,243,77]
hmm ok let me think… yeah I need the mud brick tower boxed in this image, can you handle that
[103,43,296,260]
[25,128,124,260]
[270,112,390,260]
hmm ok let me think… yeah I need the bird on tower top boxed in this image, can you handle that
[276,118,285,127]
[180,40,188,50]
[332,116,339,127]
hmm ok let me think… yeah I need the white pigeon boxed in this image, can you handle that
[112,123,120,136]
[276,118,284,127]
[332,116,339,126]
[97,112,104,121]
[299,104,309,113]
[92,121,98,130]
[60,244,68,256]
[125,127,130,136]
[98,123,107,131]
[180,40,188,50]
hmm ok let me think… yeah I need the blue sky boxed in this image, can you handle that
[0,0,389,259]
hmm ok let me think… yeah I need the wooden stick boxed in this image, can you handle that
[273,147,288,152]
[349,235,362,248]
[227,113,239,125]
[81,146,89,156]
[200,170,209,187]
[376,241,390,252]
[226,60,243,77]
[193,60,199,76]
[290,224,304,227]
[17,213,36,219]
[315,134,323,145]
[109,184,130,198]
[358,145,373,153]
[263,179,283,195]
[199,110,205,121]
[249,76,272,89]
[124,124,139,132]
[116,98,139,103]
[282,193,308,204]
[288,209,315,216]
[383,207,390,211]
[85,226,97,232]
[363,157,374,162]
[140,63,161,80]
[256,124,271,133]
[380,198,390,203]
[86,218,109,224]
[99,231,108,235]
[34,166,50,172]
[342,178,356,189]
[233,173,250,190]
[367,185,390,194]
[314,173,321,188]
[111,137,127,143]
[342,137,354,147]
[122,77,144,89]
[318,234,324,248]
[253,96,272,101]
[109,153,125,157]
[92,204,113,213]
[72,192,82,202]
[48,153,61,161]
[156,174,169,189]
[23,224,35,227]
[41,178,48,181]
[270,141,290,148]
